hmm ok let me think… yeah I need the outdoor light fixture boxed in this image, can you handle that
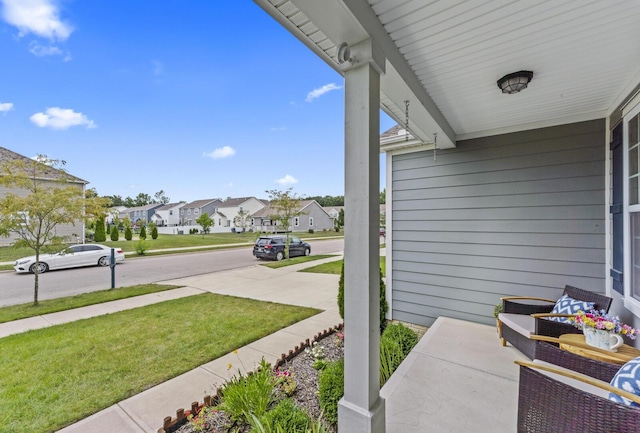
[497,70,533,94]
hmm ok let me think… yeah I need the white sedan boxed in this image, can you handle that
[14,244,125,274]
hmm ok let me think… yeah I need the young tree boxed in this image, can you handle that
[151,225,158,239]
[0,155,106,304]
[125,226,133,241]
[266,188,305,259]
[233,209,252,232]
[195,213,214,237]
[94,216,106,242]
[154,190,170,204]
[139,225,147,240]
[110,224,119,241]
[337,208,345,230]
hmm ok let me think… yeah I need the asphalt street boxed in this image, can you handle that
[0,238,344,307]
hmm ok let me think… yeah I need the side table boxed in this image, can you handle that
[532,334,640,365]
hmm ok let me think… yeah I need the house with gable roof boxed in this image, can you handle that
[252,199,333,233]
[0,146,88,246]
[150,202,185,227]
[210,196,265,232]
[178,198,222,226]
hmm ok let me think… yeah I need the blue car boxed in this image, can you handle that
[253,235,311,261]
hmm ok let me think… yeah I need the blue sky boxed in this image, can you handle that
[0,0,394,203]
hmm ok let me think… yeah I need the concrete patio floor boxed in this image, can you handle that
[381,316,528,433]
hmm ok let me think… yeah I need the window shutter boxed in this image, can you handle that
[611,122,624,294]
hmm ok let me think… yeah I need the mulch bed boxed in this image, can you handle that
[174,331,344,433]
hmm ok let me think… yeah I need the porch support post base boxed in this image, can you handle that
[338,396,386,433]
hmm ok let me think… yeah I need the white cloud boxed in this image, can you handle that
[1,0,73,41]
[270,127,286,131]
[204,146,236,159]
[30,107,96,130]
[28,40,69,60]
[0,102,14,112]
[305,83,342,102]
[276,174,298,185]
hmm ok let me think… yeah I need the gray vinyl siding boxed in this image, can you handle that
[302,203,334,232]
[391,119,606,327]
[0,182,84,246]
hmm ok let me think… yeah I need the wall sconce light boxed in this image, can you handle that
[336,42,353,64]
[497,70,533,94]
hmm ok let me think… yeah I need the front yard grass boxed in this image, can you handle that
[0,283,180,324]
[301,256,386,276]
[0,293,319,433]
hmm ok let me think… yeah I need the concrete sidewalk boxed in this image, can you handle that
[40,255,344,433]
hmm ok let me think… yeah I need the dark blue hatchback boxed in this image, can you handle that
[252,235,311,261]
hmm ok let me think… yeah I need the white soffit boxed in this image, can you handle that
[256,0,640,140]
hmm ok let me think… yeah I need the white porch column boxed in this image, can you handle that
[338,38,386,433]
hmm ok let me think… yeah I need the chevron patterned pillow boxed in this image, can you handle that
[609,357,640,407]
[547,295,595,323]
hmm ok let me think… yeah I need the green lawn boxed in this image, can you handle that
[301,256,386,276]
[0,231,343,262]
[0,284,180,324]
[0,294,319,433]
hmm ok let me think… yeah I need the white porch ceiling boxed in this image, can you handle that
[255,0,640,145]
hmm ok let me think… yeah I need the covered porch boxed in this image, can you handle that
[254,1,640,431]
[382,316,527,432]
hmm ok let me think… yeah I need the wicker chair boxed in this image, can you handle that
[516,347,640,433]
[498,285,612,359]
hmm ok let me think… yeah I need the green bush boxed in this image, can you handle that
[94,217,106,242]
[380,336,404,386]
[134,240,149,255]
[124,226,132,241]
[338,264,388,331]
[110,226,119,241]
[318,359,344,425]
[218,359,279,423]
[139,226,147,240]
[308,228,314,234]
[382,323,418,358]
[151,226,158,240]
[257,399,311,433]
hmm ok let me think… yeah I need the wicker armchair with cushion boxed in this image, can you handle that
[498,285,613,359]
[516,347,640,433]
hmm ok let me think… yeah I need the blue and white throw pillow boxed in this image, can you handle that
[547,294,595,323]
[610,357,640,407]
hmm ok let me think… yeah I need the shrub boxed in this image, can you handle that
[134,240,149,255]
[380,336,404,386]
[151,226,158,240]
[110,226,119,241]
[382,323,418,358]
[94,217,106,242]
[258,399,311,433]
[124,226,132,241]
[217,359,279,423]
[338,264,388,331]
[139,226,147,240]
[308,228,314,234]
[318,359,344,425]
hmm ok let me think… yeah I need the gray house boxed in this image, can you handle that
[0,147,88,246]
[252,200,333,232]
[255,1,640,431]
[120,203,163,226]
[178,198,222,226]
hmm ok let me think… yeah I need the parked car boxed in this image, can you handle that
[14,244,125,274]
[253,235,311,261]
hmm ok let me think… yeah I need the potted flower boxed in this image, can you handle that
[493,302,503,335]
[570,309,639,351]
